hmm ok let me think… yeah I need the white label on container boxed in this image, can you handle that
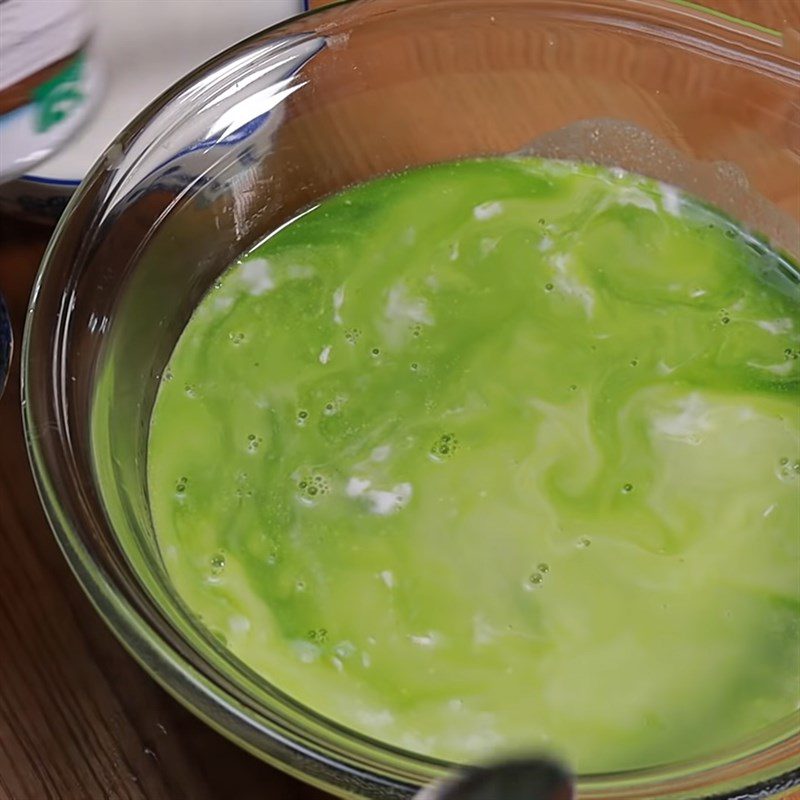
[0,0,93,91]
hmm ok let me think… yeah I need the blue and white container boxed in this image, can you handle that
[0,0,306,223]
[0,0,103,183]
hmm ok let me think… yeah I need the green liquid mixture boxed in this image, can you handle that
[146,158,799,771]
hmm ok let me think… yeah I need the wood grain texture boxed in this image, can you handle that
[309,0,800,26]
[0,221,330,800]
[0,2,797,799]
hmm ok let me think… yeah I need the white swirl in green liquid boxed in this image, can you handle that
[143,159,799,771]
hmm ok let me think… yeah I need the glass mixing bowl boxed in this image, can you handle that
[23,1,800,797]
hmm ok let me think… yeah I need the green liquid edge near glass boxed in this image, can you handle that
[95,157,800,773]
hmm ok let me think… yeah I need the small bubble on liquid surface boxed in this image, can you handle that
[430,433,458,461]
[296,409,309,426]
[778,460,800,480]
[209,553,226,576]
[529,572,544,585]
[622,483,634,493]
[322,396,346,416]
[344,327,361,345]
[544,283,554,292]
[577,536,592,549]
[297,473,331,500]
[537,562,550,574]
[308,628,328,644]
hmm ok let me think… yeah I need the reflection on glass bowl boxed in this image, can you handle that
[0,293,11,398]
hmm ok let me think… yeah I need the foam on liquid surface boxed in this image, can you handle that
[145,158,800,771]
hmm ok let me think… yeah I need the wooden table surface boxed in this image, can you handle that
[0,2,797,799]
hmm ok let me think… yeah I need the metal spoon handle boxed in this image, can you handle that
[415,757,574,800]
